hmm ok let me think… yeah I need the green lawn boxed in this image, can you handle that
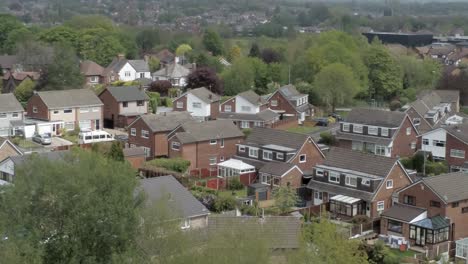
[218,188,247,198]
[388,248,418,262]
[287,125,321,134]
[61,134,78,144]
[14,139,42,149]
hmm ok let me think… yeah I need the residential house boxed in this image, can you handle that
[127,112,194,158]
[105,55,151,82]
[80,60,106,86]
[405,90,460,134]
[26,89,104,132]
[381,172,468,254]
[267,85,313,123]
[218,110,280,129]
[306,147,413,220]
[144,49,175,67]
[0,55,19,74]
[208,216,301,249]
[420,123,468,172]
[2,71,40,94]
[152,63,191,87]
[0,150,69,182]
[99,86,149,128]
[0,93,24,137]
[0,137,22,163]
[123,147,146,169]
[167,120,244,171]
[138,175,209,230]
[336,108,418,158]
[172,87,220,120]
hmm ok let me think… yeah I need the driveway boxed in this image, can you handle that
[309,123,339,141]
[45,137,74,149]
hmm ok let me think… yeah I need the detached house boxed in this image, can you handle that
[306,147,413,220]
[99,86,149,128]
[381,172,468,254]
[152,63,191,87]
[168,120,244,171]
[0,137,22,163]
[2,71,40,94]
[127,112,194,158]
[106,55,151,82]
[420,123,468,172]
[218,90,280,129]
[80,60,106,86]
[26,89,104,132]
[267,85,313,123]
[336,108,418,158]
[0,94,24,137]
[173,87,220,120]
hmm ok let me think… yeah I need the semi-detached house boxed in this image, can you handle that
[26,89,103,132]
[0,93,24,137]
[172,87,220,120]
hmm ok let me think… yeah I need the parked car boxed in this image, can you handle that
[32,133,52,145]
[314,118,329,127]
[328,113,343,121]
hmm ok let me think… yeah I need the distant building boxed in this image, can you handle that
[363,32,434,47]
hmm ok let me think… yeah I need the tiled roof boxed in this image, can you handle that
[335,131,393,146]
[80,60,104,76]
[10,150,70,166]
[175,120,244,144]
[278,84,302,98]
[323,147,398,178]
[153,63,190,78]
[3,71,40,81]
[123,147,146,157]
[434,90,460,103]
[208,216,301,249]
[245,127,309,151]
[128,60,150,72]
[345,108,406,127]
[138,112,194,133]
[138,176,209,219]
[36,89,103,108]
[105,86,149,102]
[259,162,297,176]
[421,172,468,203]
[186,87,220,104]
[307,179,375,201]
[155,49,175,63]
[238,90,267,106]
[445,123,468,143]
[381,203,426,223]
[218,109,278,122]
[0,93,23,113]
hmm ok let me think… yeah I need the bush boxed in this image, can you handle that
[425,161,448,176]
[149,80,172,96]
[319,132,336,145]
[242,128,252,137]
[213,196,236,212]
[147,92,160,113]
[389,100,401,111]
[240,204,258,216]
[147,158,191,173]
[351,215,371,225]
[383,252,399,264]
[228,177,244,190]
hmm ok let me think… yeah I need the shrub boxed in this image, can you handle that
[351,215,371,225]
[425,161,448,176]
[213,196,236,212]
[240,204,258,216]
[147,158,191,173]
[228,177,244,190]
[242,128,252,137]
[319,132,336,145]
[389,100,401,111]
[149,80,172,96]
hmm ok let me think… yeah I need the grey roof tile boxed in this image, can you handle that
[307,179,375,201]
[445,123,468,143]
[175,120,244,144]
[153,63,190,78]
[36,89,103,108]
[184,87,220,104]
[139,112,194,133]
[0,93,23,113]
[381,203,427,222]
[105,86,149,102]
[128,60,150,72]
[238,90,267,106]
[218,109,278,122]
[335,131,393,145]
[345,108,406,127]
[421,172,468,203]
[245,127,309,150]
[259,162,297,176]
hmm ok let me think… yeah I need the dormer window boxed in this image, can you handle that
[224,105,232,112]
[353,125,363,134]
[342,123,350,132]
[316,169,324,177]
[381,128,389,137]
[361,179,370,186]
[329,171,340,183]
[345,175,357,187]
[368,126,378,135]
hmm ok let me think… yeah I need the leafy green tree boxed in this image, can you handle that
[175,43,192,57]
[14,79,35,102]
[251,58,271,95]
[65,15,115,31]
[0,14,24,52]
[4,27,34,54]
[77,28,126,66]
[399,55,442,91]
[221,57,255,95]
[135,28,160,53]
[314,63,360,112]
[203,29,224,56]
[148,57,160,72]
[39,26,78,46]
[365,41,403,100]
[107,141,124,162]
[0,149,139,263]
[248,43,261,58]
[228,45,241,61]
[273,185,299,214]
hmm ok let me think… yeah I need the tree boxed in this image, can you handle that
[365,41,403,100]
[107,141,124,162]
[14,79,35,102]
[251,58,271,95]
[77,28,126,66]
[149,80,172,96]
[261,48,283,64]
[175,43,192,57]
[272,186,298,214]
[4,27,34,54]
[135,28,160,53]
[37,44,84,91]
[0,14,24,52]
[0,149,139,263]
[314,63,360,112]
[203,29,224,56]
[39,26,78,47]
[65,15,115,31]
[148,57,160,72]
[228,45,241,62]
[221,57,255,95]
[186,67,223,94]
[248,43,261,58]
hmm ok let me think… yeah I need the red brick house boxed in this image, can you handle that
[167,120,244,171]
[266,85,313,123]
[381,172,468,254]
[123,147,146,169]
[127,112,194,158]
[306,147,413,221]
[99,86,149,128]
[336,108,418,158]
[2,71,40,94]
[80,60,107,86]
[172,87,220,120]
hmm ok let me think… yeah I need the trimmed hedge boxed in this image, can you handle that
[146,158,190,173]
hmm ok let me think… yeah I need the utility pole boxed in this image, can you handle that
[288,65,291,84]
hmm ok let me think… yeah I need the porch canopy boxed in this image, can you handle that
[330,194,361,205]
[217,159,255,178]
[330,194,363,217]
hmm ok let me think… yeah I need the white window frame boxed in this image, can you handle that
[386,180,393,189]
[209,156,217,165]
[0,113,6,119]
[375,145,386,156]
[141,130,149,139]
[368,126,378,135]
[220,156,225,162]
[90,76,99,83]
[220,138,224,148]
[33,106,38,113]
[353,124,363,134]
[143,147,151,157]
[450,149,466,159]
[210,139,217,145]
[240,121,250,129]
[52,110,60,115]
[381,128,389,137]
[377,201,385,211]
[299,154,306,163]
[433,140,446,147]
[276,152,284,160]
[406,127,412,136]
[270,100,278,106]
[329,171,340,184]
[130,128,136,136]
[224,105,232,112]
[171,142,181,151]
[125,71,131,77]
[411,142,416,150]
[316,168,324,177]
[241,106,251,112]
[80,108,90,113]
[249,147,259,158]
[64,109,72,114]
[11,112,19,118]
[92,107,100,112]
[239,145,246,152]
[263,150,273,160]
[422,138,429,145]
[181,219,191,230]
[342,123,350,132]
[192,102,202,109]
[362,178,370,186]
[345,175,357,187]
[176,101,184,109]
[413,118,421,125]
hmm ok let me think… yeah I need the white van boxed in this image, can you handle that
[78,130,114,144]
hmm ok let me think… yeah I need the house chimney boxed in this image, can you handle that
[208,94,213,100]
[117,54,125,61]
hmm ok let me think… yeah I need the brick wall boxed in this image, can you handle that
[398,182,445,218]
[289,139,325,171]
[268,91,298,117]
[210,101,220,119]
[406,107,432,134]
[173,95,187,112]
[0,142,21,162]
[99,89,120,121]
[221,97,236,112]
[445,133,468,169]
[26,94,49,120]
[281,167,303,188]
[391,116,418,158]
[127,118,154,157]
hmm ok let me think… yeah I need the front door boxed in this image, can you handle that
[314,191,323,205]
[95,120,100,130]
[415,227,426,246]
